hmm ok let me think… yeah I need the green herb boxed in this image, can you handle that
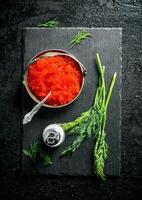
[61,134,86,156]
[37,20,60,28]
[39,149,52,166]
[23,141,52,166]
[60,107,92,132]
[93,55,117,180]
[61,54,106,155]
[66,31,93,49]
[60,53,117,180]
[23,141,40,163]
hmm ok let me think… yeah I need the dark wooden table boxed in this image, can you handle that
[0,0,142,199]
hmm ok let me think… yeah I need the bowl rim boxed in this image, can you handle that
[23,49,86,108]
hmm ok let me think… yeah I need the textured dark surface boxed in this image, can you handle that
[0,0,142,199]
[22,28,121,176]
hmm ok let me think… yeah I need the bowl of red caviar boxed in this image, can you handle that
[23,49,86,108]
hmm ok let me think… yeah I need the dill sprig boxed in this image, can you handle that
[66,31,93,49]
[37,20,60,28]
[61,134,86,155]
[23,141,52,166]
[61,54,106,156]
[39,149,52,166]
[23,141,40,163]
[93,55,117,180]
[60,53,117,180]
[60,107,92,132]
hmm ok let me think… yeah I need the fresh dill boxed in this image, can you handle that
[39,149,52,166]
[23,141,40,163]
[66,31,93,49]
[60,53,117,180]
[23,141,52,166]
[37,20,60,28]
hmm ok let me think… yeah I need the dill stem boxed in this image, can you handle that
[101,66,106,108]
[101,72,117,132]
[105,72,117,111]
[96,53,103,74]
[95,53,106,108]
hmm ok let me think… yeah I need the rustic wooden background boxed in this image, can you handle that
[0,0,142,199]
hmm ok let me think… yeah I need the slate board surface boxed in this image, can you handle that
[21,27,122,176]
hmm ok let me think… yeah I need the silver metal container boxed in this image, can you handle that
[23,49,86,108]
[42,124,65,148]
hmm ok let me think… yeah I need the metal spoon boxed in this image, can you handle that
[23,91,51,125]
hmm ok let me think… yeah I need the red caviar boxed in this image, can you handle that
[27,55,83,106]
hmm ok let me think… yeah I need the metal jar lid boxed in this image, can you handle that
[42,124,65,147]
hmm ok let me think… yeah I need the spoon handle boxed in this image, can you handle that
[23,91,51,125]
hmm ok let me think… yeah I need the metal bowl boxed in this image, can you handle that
[23,49,86,108]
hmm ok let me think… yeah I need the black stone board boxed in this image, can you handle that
[21,28,122,176]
